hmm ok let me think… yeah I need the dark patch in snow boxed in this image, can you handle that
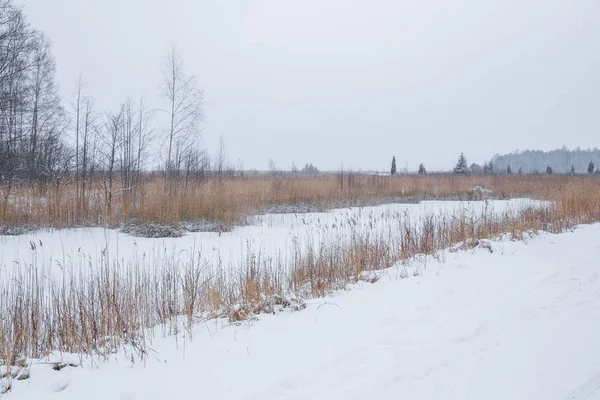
[181,219,231,233]
[227,295,307,323]
[52,362,79,371]
[120,218,234,238]
[120,220,184,238]
[0,225,33,236]
[450,238,494,253]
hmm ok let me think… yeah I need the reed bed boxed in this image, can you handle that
[1,173,596,229]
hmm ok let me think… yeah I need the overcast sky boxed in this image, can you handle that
[15,0,600,171]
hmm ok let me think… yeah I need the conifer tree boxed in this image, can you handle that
[453,153,469,175]
[391,156,397,175]
[482,162,494,175]
[470,163,482,175]
[589,161,595,174]
[507,165,512,175]
[418,163,426,175]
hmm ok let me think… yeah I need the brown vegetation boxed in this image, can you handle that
[1,173,597,229]
[1,174,600,384]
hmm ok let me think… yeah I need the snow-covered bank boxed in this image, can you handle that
[5,223,600,400]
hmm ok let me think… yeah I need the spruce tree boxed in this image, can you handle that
[570,165,575,176]
[418,163,426,175]
[483,162,494,175]
[546,166,553,174]
[391,156,397,175]
[453,153,469,175]
[518,167,523,175]
[589,161,595,174]
[507,165,512,175]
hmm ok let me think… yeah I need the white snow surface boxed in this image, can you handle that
[5,222,600,400]
[1,199,543,279]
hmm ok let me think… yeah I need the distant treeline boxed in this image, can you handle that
[491,148,600,174]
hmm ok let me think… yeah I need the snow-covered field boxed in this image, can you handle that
[0,199,542,279]
[4,221,600,399]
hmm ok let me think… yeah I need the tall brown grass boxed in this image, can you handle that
[1,173,597,228]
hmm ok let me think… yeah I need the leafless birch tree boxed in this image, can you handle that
[160,45,203,192]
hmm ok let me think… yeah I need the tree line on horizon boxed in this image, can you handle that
[491,147,600,175]
[390,152,599,176]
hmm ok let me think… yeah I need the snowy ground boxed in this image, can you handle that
[5,222,600,399]
[0,199,542,280]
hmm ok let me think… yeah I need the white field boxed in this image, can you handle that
[2,218,600,399]
[0,199,543,281]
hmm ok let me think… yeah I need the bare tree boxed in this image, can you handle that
[134,96,154,192]
[160,45,203,192]
[215,135,226,179]
[99,106,123,219]
[182,143,209,203]
[120,99,136,196]
[28,32,63,182]
[70,76,84,207]
[67,77,99,215]
[0,1,68,216]
[118,97,155,209]
[81,95,98,210]
[0,2,35,210]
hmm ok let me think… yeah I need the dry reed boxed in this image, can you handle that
[1,174,596,229]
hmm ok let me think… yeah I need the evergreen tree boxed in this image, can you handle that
[570,165,576,176]
[301,163,319,174]
[453,153,469,175]
[418,163,426,175]
[391,156,397,175]
[482,161,494,175]
[470,163,482,175]
[546,166,553,174]
[588,161,595,174]
[518,167,523,175]
[506,165,512,175]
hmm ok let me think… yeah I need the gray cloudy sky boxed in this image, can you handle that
[16,0,600,171]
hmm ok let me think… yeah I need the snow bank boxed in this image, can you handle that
[5,222,600,399]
